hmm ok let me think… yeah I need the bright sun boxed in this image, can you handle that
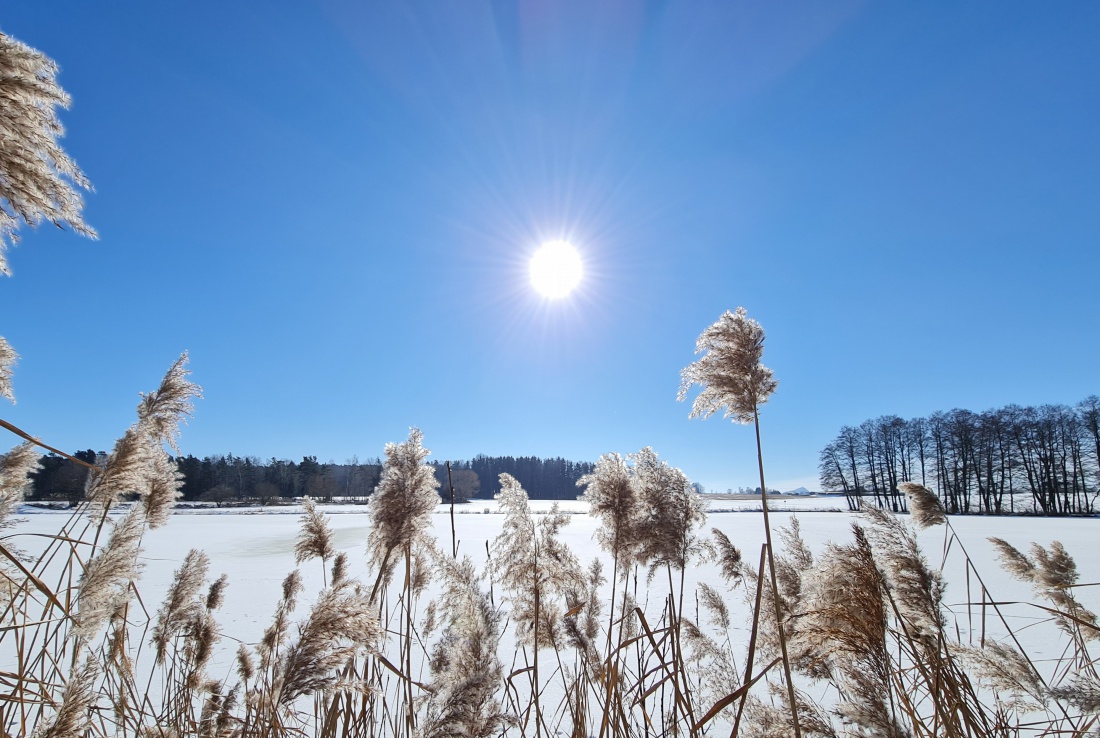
[529,240,583,298]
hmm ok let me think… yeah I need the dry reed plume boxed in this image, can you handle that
[679,307,801,738]
[0,31,96,277]
[7,417,1100,737]
[421,553,509,738]
[0,337,17,402]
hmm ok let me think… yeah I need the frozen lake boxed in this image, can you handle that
[8,497,1098,725]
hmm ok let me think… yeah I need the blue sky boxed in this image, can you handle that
[1,1,1098,493]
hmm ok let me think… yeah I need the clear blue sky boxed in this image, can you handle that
[2,2,1098,493]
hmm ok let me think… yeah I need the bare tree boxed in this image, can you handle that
[820,397,1100,516]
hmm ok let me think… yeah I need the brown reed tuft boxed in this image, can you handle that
[577,452,640,570]
[259,570,304,670]
[142,451,185,530]
[991,537,1099,641]
[274,580,379,706]
[677,307,777,424]
[185,610,219,688]
[205,574,227,610]
[421,553,509,738]
[630,446,706,576]
[861,504,945,641]
[83,354,198,526]
[698,581,731,631]
[198,684,239,738]
[151,549,211,663]
[1050,675,1100,713]
[84,427,152,512]
[0,31,97,278]
[73,506,146,640]
[0,441,38,528]
[366,427,440,590]
[957,641,1046,711]
[295,497,336,565]
[705,527,745,585]
[134,353,201,453]
[562,558,604,662]
[0,336,16,401]
[899,481,947,529]
[35,657,98,738]
[989,537,1035,579]
[492,473,584,649]
[331,551,348,586]
[795,525,904,736]
[236,643,255,684]
[775,517,813,605]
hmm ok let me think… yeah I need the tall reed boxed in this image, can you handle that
[679,307,800,737]
[4,413,1099,737]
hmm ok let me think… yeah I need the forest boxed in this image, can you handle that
[26,451,596,505]
[819,396,1100,515]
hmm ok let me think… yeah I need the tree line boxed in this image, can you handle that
[28,452,596,506]
[819,396,1100,515]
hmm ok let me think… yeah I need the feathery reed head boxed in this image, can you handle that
[1050,675,1100,713]
[422,553,508,738]
[492,475,584,649]
[205,574,228,611]
[295,497,336,565]
[141,449,184,529]
[1030,540,1078,591]
[899,482,946,529]
[989,537,1035,580]
[578,452,639,564]
[0,31,96,278]
[0,441,38,527]
[630,446,706,573]
[994,538,1100,639]
[698,582,731,630]
[73,507,146,640]
[705,528,744,584]
[151,549,210,663]
[0,336,17,401]
[83,354,198,525]
[678,307,777,424]
[135,352,201,453]
[276,581,380,705]
[236,643,255,683]
[85,427,152,512]
[34,657,98,738]
[259,569,305,668]
[331,551,348,585]
[861,504,946,640]
[958,641,1046,711]
[367,428,440,579]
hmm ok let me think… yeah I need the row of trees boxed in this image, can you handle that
[465,455,595,500]
[819,396,1100,515]
[27,451,595,505]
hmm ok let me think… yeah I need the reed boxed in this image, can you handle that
[2,366,1099,736]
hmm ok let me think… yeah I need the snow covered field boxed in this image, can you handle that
[9,499,1099,686]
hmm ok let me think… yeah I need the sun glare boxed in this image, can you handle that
[530,241,583,299]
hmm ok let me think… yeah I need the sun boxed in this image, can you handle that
[529,240,583,298]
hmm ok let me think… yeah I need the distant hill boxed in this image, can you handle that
[786,486,815,496]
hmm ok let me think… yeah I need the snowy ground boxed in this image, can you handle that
[9,499,1099,698]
